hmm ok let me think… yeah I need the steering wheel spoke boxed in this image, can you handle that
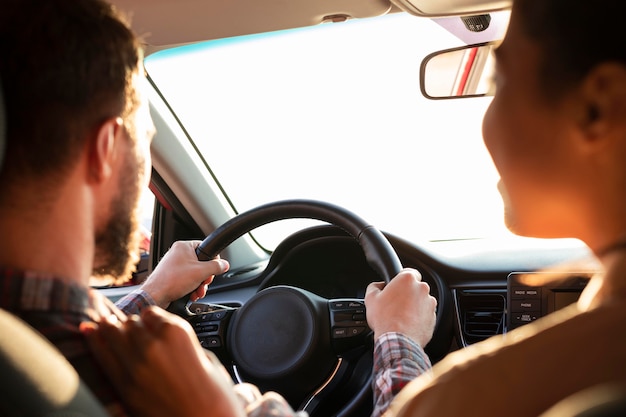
[188,306,236,351]
[328,298,372,355]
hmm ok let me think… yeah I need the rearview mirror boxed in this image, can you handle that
[420,42,498,100]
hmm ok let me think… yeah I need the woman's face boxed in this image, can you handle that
[482,6,584,239]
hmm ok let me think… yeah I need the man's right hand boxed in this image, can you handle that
[364,268,437,347]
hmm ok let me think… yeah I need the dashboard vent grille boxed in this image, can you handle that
[457,291,505,345]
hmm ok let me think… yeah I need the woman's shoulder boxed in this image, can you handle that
[389,302,626,417]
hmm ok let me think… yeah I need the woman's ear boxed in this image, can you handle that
[88,117,124,183]
[579,63,626,144]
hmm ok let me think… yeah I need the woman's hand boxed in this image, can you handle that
[81,306,245,417]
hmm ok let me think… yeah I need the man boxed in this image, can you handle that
[0,0,437,416]
[0,1,228,415]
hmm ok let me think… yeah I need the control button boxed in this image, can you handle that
[347,327,366,337]
[199,313,214,321]
[332,312,353,323]
[352,313,366,321]
[212,310,228,320]
[192,318,213,328]
[199,336,221,348]
[330,301,350,310]
[511,312,539,324]
[511,299,540,312]
[196,324,218,333]
[347,301,364,308]
[333,328,348,339]
[511,288,526,298]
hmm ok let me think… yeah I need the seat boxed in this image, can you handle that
[0,84,108,416]
[540,382,626,417]
[0,309,110,417]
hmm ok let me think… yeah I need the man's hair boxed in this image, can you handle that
[0,0,142,191]
[516,0,626,103]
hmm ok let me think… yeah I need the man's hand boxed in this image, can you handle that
[140,240,230,308]
[365,268,437,347]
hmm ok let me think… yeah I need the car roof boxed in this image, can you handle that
[109,0,510,52]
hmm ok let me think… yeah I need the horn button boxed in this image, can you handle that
[228,286,336,402]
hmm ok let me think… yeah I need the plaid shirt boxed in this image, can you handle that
[0,269,430,417]
[0,269,153,417]
[372,332,432,417]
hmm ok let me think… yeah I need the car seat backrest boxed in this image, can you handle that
[0,309,110,417]
[540,382,626,417]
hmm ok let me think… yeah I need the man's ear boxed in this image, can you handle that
[88,117,124,183]
[579,63,626,144]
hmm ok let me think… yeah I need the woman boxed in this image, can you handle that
[389,0,626,415]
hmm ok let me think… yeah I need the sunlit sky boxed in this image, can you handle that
[146,12,514,249]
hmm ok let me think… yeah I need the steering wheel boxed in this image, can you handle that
[169,199,402,416]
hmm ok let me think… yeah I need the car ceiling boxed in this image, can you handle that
[110,0,511,52]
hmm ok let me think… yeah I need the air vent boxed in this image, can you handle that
[456,290,505,345]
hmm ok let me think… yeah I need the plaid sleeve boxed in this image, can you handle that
[114,288,156,315]
[372,332,432,417]
[234,383,308,417]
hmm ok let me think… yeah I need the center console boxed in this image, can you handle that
[507,272,591,331]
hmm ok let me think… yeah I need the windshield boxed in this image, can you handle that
[146,12,512,250]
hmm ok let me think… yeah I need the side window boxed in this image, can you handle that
[130,189,155,285]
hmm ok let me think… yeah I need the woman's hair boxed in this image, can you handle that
[515,0,626,102]
[0,0,142,188]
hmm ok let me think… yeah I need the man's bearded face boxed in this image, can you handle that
[92,144,145,285]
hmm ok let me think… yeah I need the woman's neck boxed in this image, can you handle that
[578,248,626,310]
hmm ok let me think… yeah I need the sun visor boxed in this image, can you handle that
[112,0,394,50]
[391,0,510,17]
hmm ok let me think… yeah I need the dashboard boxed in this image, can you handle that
[194,225,595,364]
